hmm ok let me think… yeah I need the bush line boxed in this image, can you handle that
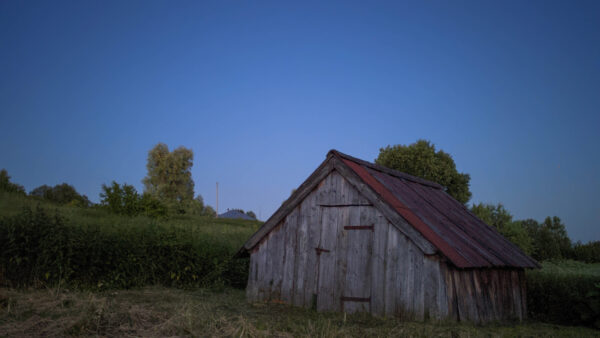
[0,206,248,290]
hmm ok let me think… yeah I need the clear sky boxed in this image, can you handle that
[1,1,598,241]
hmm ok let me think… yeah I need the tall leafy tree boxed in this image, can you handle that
[142,143,195,211]
[100,181,141,216]
[375,140,471,204]
[537,216,572,260]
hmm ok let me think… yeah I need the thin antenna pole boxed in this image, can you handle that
[216,182,219,218]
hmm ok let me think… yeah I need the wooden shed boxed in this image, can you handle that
[237,150,539,323]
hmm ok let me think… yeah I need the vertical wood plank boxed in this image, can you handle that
[423,256,439,320]
[370,212,387,316]
[246,250,258,302]
[317,206,340,311]
[293,205,308,306]
[333,208,349,312]
[341,204,367,313]
[303,190,322,306]
[281,209,298,304]
[412,247,425,321]
[519,270,527,320]
[398,235,414,319]
[256,240,269,301]
[444,266,457,321]
[511,270,523,321]
[268,225,285,301]
[436,260,449,320]
[383,224,398,316]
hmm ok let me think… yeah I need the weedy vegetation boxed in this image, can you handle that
[1,191,600,336]
[527,260,600,328]
[0,191,257,290]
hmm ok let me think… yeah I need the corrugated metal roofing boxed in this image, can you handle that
[333,150,539,269]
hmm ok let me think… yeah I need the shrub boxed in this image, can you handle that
[0,206,248,289]
[29,183,90,207]
[527,263,600,328]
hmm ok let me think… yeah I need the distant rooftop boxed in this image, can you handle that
[219,209,256,220]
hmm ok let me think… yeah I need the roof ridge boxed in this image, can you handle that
[328,149,444,190]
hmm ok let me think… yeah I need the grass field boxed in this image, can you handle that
[2,286,599,337]
[536,259,600,277]
[0,191,259,249]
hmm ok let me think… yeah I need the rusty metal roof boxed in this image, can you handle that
[332,150,540,269]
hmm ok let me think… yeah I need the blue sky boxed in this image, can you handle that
[1,1,598,241]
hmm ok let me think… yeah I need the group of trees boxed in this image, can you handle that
[1,143,218,219]
[30,183,91,207]
[100,143,216,218]
[1,169,90,207]
[469,203,579,261]
[377,140,599,263]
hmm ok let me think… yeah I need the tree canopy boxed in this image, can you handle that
[142,143,194,211]
[30,182,90,207]
[375,140,472,204]
[0,169,25,195]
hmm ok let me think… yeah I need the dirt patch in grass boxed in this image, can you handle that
[0,287,597,337]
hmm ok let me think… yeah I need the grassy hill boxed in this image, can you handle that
[0,191,259,289]
[0,191,259,248]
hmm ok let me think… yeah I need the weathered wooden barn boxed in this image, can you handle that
[237,150,539,322]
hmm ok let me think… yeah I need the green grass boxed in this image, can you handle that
[0,191,259,289]
[1,286,598,337]
[537,260,600,277]
[0,191,260,249]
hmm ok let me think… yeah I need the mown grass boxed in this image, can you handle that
[1,286,598,337]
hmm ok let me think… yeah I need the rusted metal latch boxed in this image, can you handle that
[343,224,374,232]
[315,247,330,255]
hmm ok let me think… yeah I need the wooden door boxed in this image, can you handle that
[341,211,374,314]
[315,206,374,313]
[315,206,342,311]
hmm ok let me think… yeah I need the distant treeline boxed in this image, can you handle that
[1,166,597,262]
[0,142,256,219]
[470,203,599,263]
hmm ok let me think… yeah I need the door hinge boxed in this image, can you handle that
[315,247,330,255]
[343,224,374,232]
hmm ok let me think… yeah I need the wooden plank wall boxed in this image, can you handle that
[246,170,526,323]
[444,267,527,322]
